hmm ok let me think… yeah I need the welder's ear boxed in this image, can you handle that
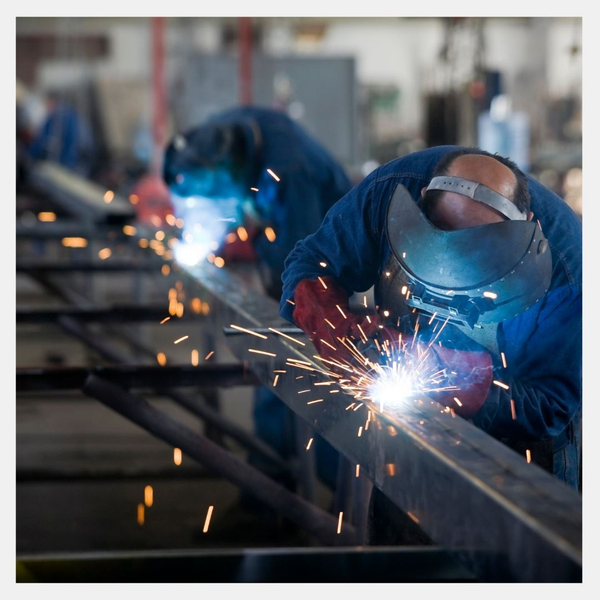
[527,211,534,222]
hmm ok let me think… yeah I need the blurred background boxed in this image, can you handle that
[15,16,582,583]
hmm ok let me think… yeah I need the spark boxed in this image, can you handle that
[526,449,532,464]
[191,298,202,314]
[273,374,280,387]
[320,339,337,351]
[319,261,328,268]
[286,299,296,306]
[407,512,420,524]
[483,291,498,299]
[363,296,368,307]
[165,213,176,226]
[137,503,145,526]
[307,399,323,405]
[345,403,355,410]
[144,485,153,507]
[160,317,170,324]
[357,426,363,437]
[493,380,510,390]
[324,318,336,329]
[161,264,170,275]
[205,351,215,360]
[248,349,277,357]
[61,237,88,248]
[265,227,276,242]
[237,226,249,241]
[230,324,268,339]
[274,369,287,373]
[214,257,225,268]
[501,352,507,369]
[298,389,311,394]
[355,464,360,477]
[157,352,167,366]
[174,336,189,344]
[386,464,396,477]
[336,305,347,319]
[156,230,165,241]
[266,168,280,182]
[129,194,139,204]
[268,327,306,346]
[192,349,199,366]
[306,438,314,450]
[510,399,517,420]
[428,312,438,325]
[37,212,56,222]
[103,190,114,203]
[250,187,259,192]
[98,248,112,260]
[318,276,328,289]
[173,448,182,466]
[453,397,463,407]
[401,285,408,295]
[122,225,137,236]
[337,512,344,534]
[203,506,214,533]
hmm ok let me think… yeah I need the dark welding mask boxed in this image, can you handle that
[385,180,552,328]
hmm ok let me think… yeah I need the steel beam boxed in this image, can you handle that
[17,305,190,324]
[171,261,582,583]
[17,260,166,273]
[16,547,476,583]
[27,161,135,224]
[17,364,259,392]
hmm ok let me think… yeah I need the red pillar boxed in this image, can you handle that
[152,16,167,176]
[239,17,253,105]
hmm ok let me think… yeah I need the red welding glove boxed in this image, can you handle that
[292,277,382,369]
[422,343,493,418]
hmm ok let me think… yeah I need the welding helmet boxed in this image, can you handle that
[385,181,552,328]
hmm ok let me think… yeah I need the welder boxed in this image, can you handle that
[280,146,582,544]
[163,105,353,492]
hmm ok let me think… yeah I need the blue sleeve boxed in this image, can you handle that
[256,175,335,280]
[473,284,582,441]
[279,169,386,323]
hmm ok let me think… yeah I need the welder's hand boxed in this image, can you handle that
[292,277,382,369]
[424,343,493,418]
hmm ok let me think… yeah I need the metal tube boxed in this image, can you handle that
[82,374,356,546]
[17,364,259,392]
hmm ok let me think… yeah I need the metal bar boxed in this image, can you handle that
[16,547,477,583]
[172,262,582,583]
[81,374,356,546]
[27,161,135,224]
[17,260,166,273]
[17,364,259,392]
[17,305,189,324]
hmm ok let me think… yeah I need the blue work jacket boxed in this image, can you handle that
[280,145,582,490]
[209,106,353,295]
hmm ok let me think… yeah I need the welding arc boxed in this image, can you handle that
[82,374,357,546]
